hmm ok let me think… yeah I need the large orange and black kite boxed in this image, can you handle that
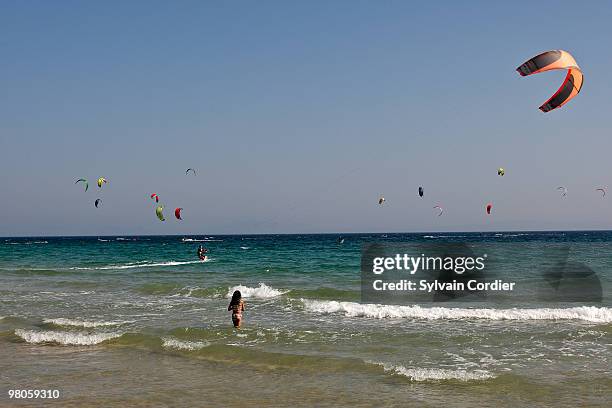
[516,50,583,112]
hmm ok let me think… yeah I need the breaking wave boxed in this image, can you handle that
[423,235,468,239]
[15,329,123,345]
[376,362,494,382]
[70,260,203,270]
[183,237,223,242]
[5,241,48,245]
[162,337,209,351]
[226,283,287,299]
[302,301,612,323]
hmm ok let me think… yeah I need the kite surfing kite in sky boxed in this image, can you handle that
[95,199,101,208]
[378,196,385,205]
[418,187,424,197]
[175,207,183,220]
[486,203,492,214]
[557,186,568,197]
[156,205,165,221]
[433,205,443,217]
[186,168,196,176]
[97,177,107,188]
[75,178,88,192]
[596,187,607,197]
[498,168,505,176]
[150,193,159,203]
[516,50,583,112]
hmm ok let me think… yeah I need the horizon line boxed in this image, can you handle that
[2,228,612,239]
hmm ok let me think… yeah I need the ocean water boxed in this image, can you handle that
[1,232,610,407]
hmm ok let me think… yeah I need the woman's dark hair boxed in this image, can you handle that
[230,290,242,306]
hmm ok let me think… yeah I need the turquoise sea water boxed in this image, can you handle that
[1,232,611,407]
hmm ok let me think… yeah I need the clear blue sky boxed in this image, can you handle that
[2,1,612,236]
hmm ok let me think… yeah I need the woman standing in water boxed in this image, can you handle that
[228,290,245,328]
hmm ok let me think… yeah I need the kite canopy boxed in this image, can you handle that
[75,178,88,192]
[156,205,165,221]
[486,203,492,214]
[433,205,443,217]
[418,186,424,197]
[150,193,159,203]
[97,177,107,188]
[596,187,607,197]
[378,196,386,205]
[516,50,583,112]
[186,168,196,176]
[498,168,505,176]
[175,207,183,220]
[95,199,101,208]
[557,186,568,197]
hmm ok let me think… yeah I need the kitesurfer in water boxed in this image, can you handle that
[228,290,245,328]
[197,245,208,260]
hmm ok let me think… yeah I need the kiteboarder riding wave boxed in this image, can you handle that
[197,245,208,261]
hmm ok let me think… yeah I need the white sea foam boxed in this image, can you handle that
[43,318,133,328]
[423,235,468,239]
[183,237,223,242]
[162,337,209,351]
[240,246,250,250]
[302,301,612,323]
[377,363,494,381]
[15,329,122,345]
[70,260,203,270]
[226,283,287,299]
[5,241,48,245]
